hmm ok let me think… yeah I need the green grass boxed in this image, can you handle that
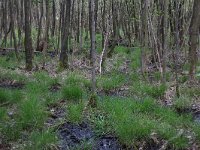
[174,95,193,110]
[19,98,47,129]
[0,107,7,120]
[130,47,141,70]
[67,102,84,124]
[64,72,91,89]
[0,89,23,105]
[0,121,23,141]
[180,86,200,97]
[0,39,200,149]
[131,82,166,98]
[62,85,83,101]
[97,72,126,92]
[26,130,57,150]
[97,97,192,149]
[114,46,130,54]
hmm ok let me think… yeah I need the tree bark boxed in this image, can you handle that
[189,0,200,79]
[24,0,33,71]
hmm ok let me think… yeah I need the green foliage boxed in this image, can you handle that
[115,115,155,145]
[130,47,141,70]
[65,72,91,88]
[19,98,47,129]
[98,73,126,91]
[62,85,83,101]
[27,130,57,150]
[0,89,22,104]
[0,89,9,104]
[142,84,166,98]
[0,121,22,141]
[114,46,130,54]
[0,71,27,83]
[0,56,18,69]
[97,97,191,148]
[88,109,110,136]
[174,95,192,110]
[131,82,166,98]
[0,107,7,120]
[67,102,84,124]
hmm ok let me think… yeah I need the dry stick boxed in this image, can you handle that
[99,9,111,74]
[99,31,109,74]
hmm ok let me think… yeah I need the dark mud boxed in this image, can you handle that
[49,83,61,92]
[0,78,24,89]
[96,136,122,150]
[176,106,200,123]
[58,122,94,150]
[58,122,122,150]
[0,144,10,150]
[46,106,66,126]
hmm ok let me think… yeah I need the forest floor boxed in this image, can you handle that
[0,46,200,150]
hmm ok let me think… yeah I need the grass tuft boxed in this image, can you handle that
[62,85,83,101]
[26,130,57,150]
[19,98,47,129]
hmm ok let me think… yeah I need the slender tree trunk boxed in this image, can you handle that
[189,0,200,80]
[24,0,33,71]
[162,0,169,84]
[59,0,71,69]
[89,0,96,94]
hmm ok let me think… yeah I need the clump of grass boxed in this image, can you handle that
[0,89,22,105]
[33,71,57,87]
[26,130,57,150]
[174,95,192,111]
[180,87,200,97]
[0,121,22,141]
[115,115,155,145]
[98,73,126,92]
[0,89,10,104]
[157,122,189,149]
[97,97,191,149]
[0,55,20,69]
[142,84,166,98]
[88,109,110,136]
[62,85,83,101]
[131,82,166,98]
[114,46,130,54]
[65,72,91,89]
[67,102,84,124]
[44,92,62,106]
[0,107,7,120]
[192,124,200,141]
[19,98,47,129]
[130,47,141,70]
[0,71,27,83]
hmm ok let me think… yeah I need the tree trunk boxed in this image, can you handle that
[59,0,71,69]
[24,0,33,71]
[89,0,96,94]
[189,0,200,79]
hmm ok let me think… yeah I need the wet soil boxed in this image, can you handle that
[58,122,122,150]
[0,78,24,89]
[49,83,62,92]
[0,143,10,150]
[176,106,200,123]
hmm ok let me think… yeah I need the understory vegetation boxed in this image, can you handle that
[0,42,200,149]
